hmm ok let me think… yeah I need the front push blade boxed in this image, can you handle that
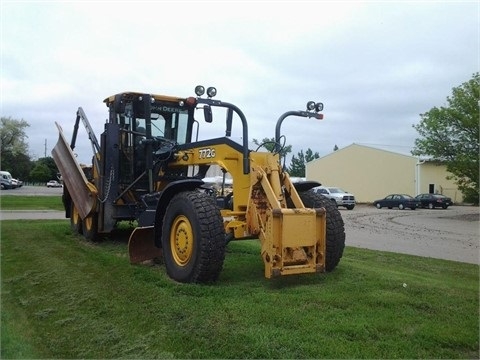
[128,226,162,264]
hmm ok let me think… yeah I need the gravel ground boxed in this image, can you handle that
[2,186,479,264]
[341,204,479,264]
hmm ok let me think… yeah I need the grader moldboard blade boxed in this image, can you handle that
[128,226,162,264]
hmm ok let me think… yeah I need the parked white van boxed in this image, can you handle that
[0,170,15,189]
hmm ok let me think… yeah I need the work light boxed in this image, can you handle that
[206,87,217,98]
[195,85,205,96]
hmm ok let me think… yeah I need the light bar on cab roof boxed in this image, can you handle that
[195,85,217,98]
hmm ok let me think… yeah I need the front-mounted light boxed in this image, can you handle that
[206,87,217,98]
[306,101,324,113]
[306,101,316,111]
[195,85,205,96]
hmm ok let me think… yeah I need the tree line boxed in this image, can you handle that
[1,73,478,202]
[0,117,59,183]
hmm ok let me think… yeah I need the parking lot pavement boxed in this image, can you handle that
[341,204,479,265]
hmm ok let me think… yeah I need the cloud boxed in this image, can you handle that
[1,1,477,164]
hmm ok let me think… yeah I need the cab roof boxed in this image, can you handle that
[103,92,186,105]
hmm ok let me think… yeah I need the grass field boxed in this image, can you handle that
[1,220,479,359]
[0,195,63,211]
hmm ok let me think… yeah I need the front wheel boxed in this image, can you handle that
[376,203,382,209]
[296,191,346,272]
[398,204,405,210]
[161,191,226,283]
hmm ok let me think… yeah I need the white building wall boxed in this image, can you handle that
[306,144,419,203]
[418,162,464,203]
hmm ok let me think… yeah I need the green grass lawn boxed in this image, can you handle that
[1,220,478,359]
[0,195,63,211]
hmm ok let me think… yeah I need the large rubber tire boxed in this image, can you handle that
[295,191,346,272]
[70,202,83,235]
[161,191,226,283]
[82,215,99,241]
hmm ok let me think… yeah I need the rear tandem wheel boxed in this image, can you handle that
[82,214,99,241]
[70,202,83,234]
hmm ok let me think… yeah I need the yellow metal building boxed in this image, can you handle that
[305,143,463,203]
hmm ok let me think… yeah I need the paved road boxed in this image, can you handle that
[0,185,63,196]
[2,186,479,264]
[0,210,66,220]
[0,185,65,220]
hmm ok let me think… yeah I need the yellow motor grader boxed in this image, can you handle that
[52,86,345,283]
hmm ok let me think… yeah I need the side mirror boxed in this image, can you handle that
[204,105,213,123]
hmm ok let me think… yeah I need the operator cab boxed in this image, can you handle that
[105,92,194,145]
[104,92,196,188]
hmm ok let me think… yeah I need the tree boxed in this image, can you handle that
[412,73,479,204]
[305,148,320,163]
[0,151,33,180]
[36,157,60,180]
[0,117,30,155]
[252,137,292,157]
[288,148,320,177]
[29,163,51,183]
[0,117,32,179]
[252,137,292,169]
[26,157,59,183]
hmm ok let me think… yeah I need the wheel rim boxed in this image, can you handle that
[170,215,194,266]
[72,206,80,226]
[84,216,93,231]
[376,203,381,209]
[428,203,433,209]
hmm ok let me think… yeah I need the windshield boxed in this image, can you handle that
[150,105,190,144]
[328,187,345,194]
[120,100,191,145]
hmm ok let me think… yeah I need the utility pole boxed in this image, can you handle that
[44,139,47,158]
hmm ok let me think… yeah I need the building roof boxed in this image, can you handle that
[308,143,419,165]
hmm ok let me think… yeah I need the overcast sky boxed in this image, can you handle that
[1,1,478,167]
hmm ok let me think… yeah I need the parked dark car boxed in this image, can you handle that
[373,194,421,210]
[415,193,452,209]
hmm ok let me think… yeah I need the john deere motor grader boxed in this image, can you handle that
[52,86,345,283]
